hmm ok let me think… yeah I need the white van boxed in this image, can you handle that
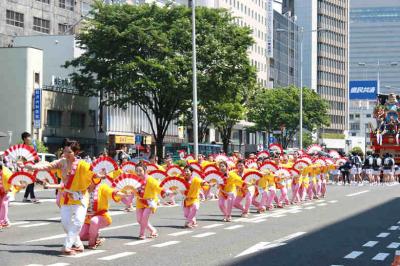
[37,153,57,163]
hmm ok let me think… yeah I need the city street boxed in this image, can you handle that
[1,184,400,266]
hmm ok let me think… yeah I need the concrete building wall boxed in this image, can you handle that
[0,47,43,150]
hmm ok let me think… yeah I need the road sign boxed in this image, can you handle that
[33,89,41,129]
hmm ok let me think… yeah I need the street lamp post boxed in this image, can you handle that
[191,0,199,159]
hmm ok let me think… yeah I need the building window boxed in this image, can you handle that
[349,114,354,120]
[36,0,50,3]
[350,123,360,131]
[47,110,62,128]
[59,0,74,11]
[33,17,50,33]
[366,114,371,118]
[58,23,73,34]
[6,10,24,28]
[70,112,85,129]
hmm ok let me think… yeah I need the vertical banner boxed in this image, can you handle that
[33,89,41,129]
[267,0,274,58]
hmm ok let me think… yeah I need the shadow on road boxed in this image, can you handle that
[228,197,400,266]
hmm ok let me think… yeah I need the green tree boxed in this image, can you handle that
[302,131,313,149]
[248,86,330,148]
[350,146,364,157]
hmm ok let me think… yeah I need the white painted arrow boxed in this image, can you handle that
[235,232,306,258]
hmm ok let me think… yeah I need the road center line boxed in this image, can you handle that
[98,252,135,261]
[152,241,180,247]
[346,190,369,197]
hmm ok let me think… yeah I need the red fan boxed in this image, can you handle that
[275,168,291,178]
[257,151,270,159]
[166,165,183,177]
[243,170,263,184]
[215,154,229,163]
[91,157,118,175]
[4,144,39,162]
[188,162,202,171]
[313,158,326,166]
[8,171,35,186]
[325,158,335,165]
[258,161,279,173]
[329,150,341,159]
[121,161,136,173]
[246,160,258,170]
[148,169,167,181]
[203,170,225,185]
[203,164,219,173]
[268,143,283,155]
[160,176,189,194]
[300,157,313,165]
[306,144,323,155]
[112,173,144,193]
[293,159,310,171]
[146,163,159,172]
[191,169,204,179]
[336,158,346,166]
[185,154,195,161]
[290,168,300,177]
[34,170,58,184]
[102,175,115,187]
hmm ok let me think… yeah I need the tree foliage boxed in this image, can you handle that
[248,86,330,148]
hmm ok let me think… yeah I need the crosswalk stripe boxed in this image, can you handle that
[344,251,363,259]
[98,252,135,261]
[377,232,390,238]
[389,226,399,231]
[152,241,180,247]
[363,241,378,247]
[387,242,400,249]
[372,253,389,261]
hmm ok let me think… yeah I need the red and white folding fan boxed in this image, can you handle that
[203,170,225,185]
[34,170,58,184]
[148,169,168,181]
[258,161,279,173]
[102,175,115,187]
[275,168,291,178]
[188,162,202,171]
[329,150,341,159]
[227,159,236,169]
[185,154,195,161]
[257,151,270,159]
[214,154,229,163]
[166,165,184,177]
[313,158,326,166]
[191,169,204,179]
[160,177,189,194]
[268,143,283,155]
[121,161,136,173]
[336,158,347,166]
[300,157,313,165]
[146,163,159,172]
[8,171,35,186]
[306,144,323,155]
[246,160,258,170]
[243,170,263,184]
[4,144,39,162]
[91,157,118,175]
[293,159,310,171]
[290,168,300,177]
[112,173,144,193]
[203,164,219,173]
[325,158,335,165]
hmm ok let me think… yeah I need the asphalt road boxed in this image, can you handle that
[1,184,400,266]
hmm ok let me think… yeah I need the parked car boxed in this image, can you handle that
[37,153,57,163]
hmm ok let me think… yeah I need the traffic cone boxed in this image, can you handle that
[391,250,400,266]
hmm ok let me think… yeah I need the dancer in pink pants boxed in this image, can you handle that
[232,160,253,217]
[0,165,14,228]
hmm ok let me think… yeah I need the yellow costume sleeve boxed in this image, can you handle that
[65,160,94,192]
[2,167,13,191]
[185,177,203,206]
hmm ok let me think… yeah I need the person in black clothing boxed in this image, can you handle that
[21,132,39,203]
[383,153,395,183]
[339,157,352,185]
[372,153,382,185]
[363,151,374,184]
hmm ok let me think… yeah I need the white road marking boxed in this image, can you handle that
[316,200,325,203]
[125,239,153,246]
[69,250,106,258]
[387,242,400,249]
[47,263,70,266]
[303,202,314,206]
[305,206,315,210]
[235,242,271,257]
[168,230,193,236]
[317,203,327,206]
[288,210,302,214]
[344,251,363,259]
[372,253,390,261]
[46,217,61,221]
[11,221,30,226]
[25,264,43,266]
[98,252,135,261]
[346,190,369,197]
[26,223,138,243]
[389,226,399,230]
[203,223,223,229]
[109,210,128,216]
[273,232,306,243]
[363,241,378,247]
[20,222,51,228]
[271,214,286,218]
[329,200,338,203]
[224,225,244,230]
[377,232,390,238]
[152,241,180,247]
[192,232,216,238]
[252,219,267,223]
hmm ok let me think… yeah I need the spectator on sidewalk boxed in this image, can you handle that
[21,132,39,203]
